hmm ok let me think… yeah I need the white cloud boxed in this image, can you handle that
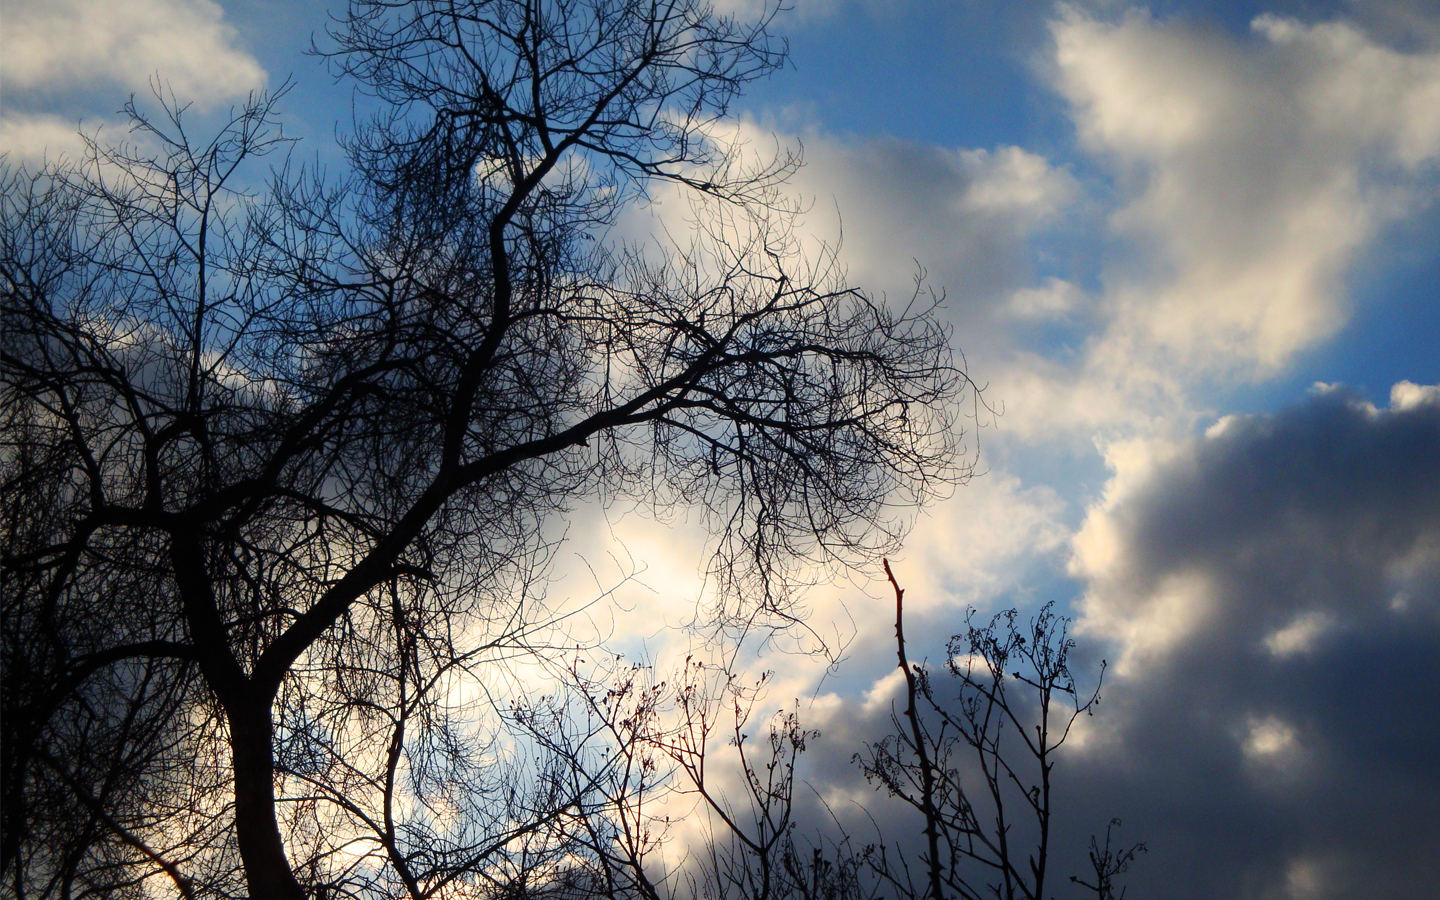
[788,136,1077,301]
[989,8,1440,441]
[0,113,91,164]
[618,118,1078,312]
[1252,14,1440,170]
[1243,715,1301,762]
[1006,276,1083,320]
[1264,611,1332,658]
[954,145,1076,218]
[1391,379,1440,410]
[1,0,265,104]
[897,470,1067,612]
[860,665,906,714]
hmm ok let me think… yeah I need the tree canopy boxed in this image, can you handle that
[1,2,966,897]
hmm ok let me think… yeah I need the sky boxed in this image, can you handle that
[4,0,1439,897]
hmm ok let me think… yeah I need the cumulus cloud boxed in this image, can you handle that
[1074,384,1440,666]
[1062,8,1440,363]
[1,0,267,163]
[773,385,1439,896]
[2,0,265,101]
[617,117,1079,330]
[0,113,92,165]
[989,8,1440,440]
[1062,384,1440,897]
[784,136,1078,309]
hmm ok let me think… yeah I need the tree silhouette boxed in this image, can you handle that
[531,565,1143,900]
[857,562,1144,900]
[0,1,966,897]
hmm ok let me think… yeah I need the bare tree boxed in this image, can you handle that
[0,1,966,897]
[856,561,1143,900]
[528,560,1143,900]
[531,653,872,900]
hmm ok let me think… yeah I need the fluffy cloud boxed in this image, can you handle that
[990,8,1440,440]
[1074,383,1440,667]
[768,385,1438,896]
[2,0,265,101]
[751,384,1438,898]
[0,113,92,165]
[617,117,1079,328]
[1060,8,1440,367]
[1063,383,1440,897]
[785,136,1078,311]
[1,0,266,163]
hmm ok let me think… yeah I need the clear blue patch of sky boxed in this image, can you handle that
[739,1,1070,153]
[221,0,368,161]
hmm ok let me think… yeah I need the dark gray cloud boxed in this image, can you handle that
[785,385,1440,899]
[1064,385,1440,898]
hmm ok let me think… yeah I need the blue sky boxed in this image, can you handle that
[5,1,1439,896]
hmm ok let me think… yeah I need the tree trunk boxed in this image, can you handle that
[230,699,306,900]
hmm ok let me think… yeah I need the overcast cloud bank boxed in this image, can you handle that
[1059,382,1440,898]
